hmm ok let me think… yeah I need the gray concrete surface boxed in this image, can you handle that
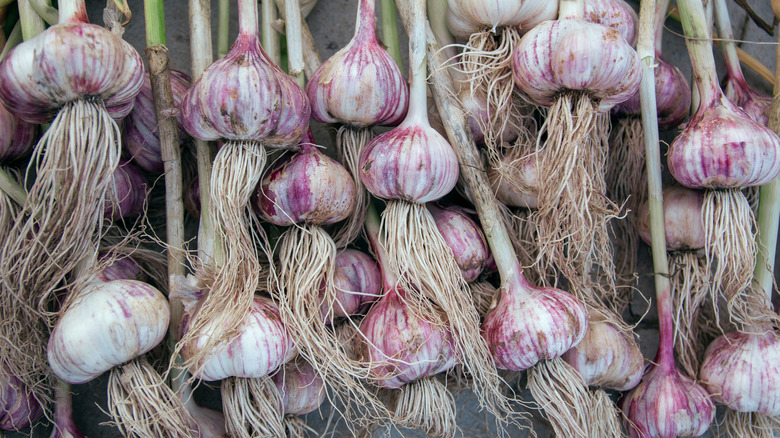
[6,0,780,436]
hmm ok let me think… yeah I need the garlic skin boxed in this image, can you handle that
[180,295,296,382]
[180,33,309,148]
[481,273,588,371]
[0,12,144,123]
[428,204,490,283]
[95,254,144,283]
[699,330,780,416]
[306,0,407,127]
[487,154,539,209]
[0,371,42,431]
[511,19,641,112]
[0,103,36,162]
[123,69,191,174]
[725,77,771,126]
[256,144,356,226]
[637,185,706,251]
[621,363,715,438]
[667,95,780,189]
[446,0,557,39]
[48,280,170,384]
[459,88,522,146]
[326,249,382,320]
[584,0,638,46]
[561,316,643,391]
[273,358,326,416]
[359,123,459,203]
[104,160,147,221]
[359,289,458,389]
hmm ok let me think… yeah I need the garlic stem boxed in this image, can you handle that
[653,0,670,52]
[238,0,259,37]
[558,0,584,20]
[27,0,57,26]
[53,379,79,433]
[380,0,402,66]
[365,201,399,289]
[19,0,45,40]
[400,0,428,124]
[0,22,21,61]
[54,0,84,25]
[713,0,745,83]
[355,0,377,42]
[285,0,305,87]
[753,30,780,302]
[263,0,281,65]
[143,0,166,46]
[271,0,320,77]
[638,0,675,367]
[217,0,229,57]
[424,26,528,296]
[678,0,720,107]
[0,167,26,206]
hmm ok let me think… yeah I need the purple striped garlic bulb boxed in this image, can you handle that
[0,0,143,123]
[104,160,147,221]
[123,69,191,174]
[325,249,382,321]
[256,144,356,226]
[0,370,42,431]
[512,19,641,112]
[306,0,407,127]
[446,0,557,39]
[428,204,491,283]
[272,358,326,416]
[481,271,588,371]
[360,288,458,388]
[699,330,780,416]
[487,153,539,209]
[48,279,170,384]
[583,0,638,46]
[0,103,36,163]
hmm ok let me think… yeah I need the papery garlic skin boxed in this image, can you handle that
[699,330,780,416]
[0,19,143,123]
[428,204,491,283]
[562,317,643,391]
[511,19,641,112]
[306,0,407,127]
[180,295,296,382]
[359,123,459,203]
[48,280,170,384]
[667,96,780,189]
[584,0,638,46]
[724,78,771,127]
[0,103,36,162]
[621,363,715,438]
[273,358,326,416]
[180,33,309,148]
[446,0,557,39]
[256,145,356,226]
[123,70,191,174]
[481,274,588,371]
[360,289,458,389]
[104,160,147,221]
[0,371,42,431]
[637,185,706,251]
[327,249,382,319]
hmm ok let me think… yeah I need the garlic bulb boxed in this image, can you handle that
[95,254,145,283]
[458,88,523,146]
[481,272,588,371]
[359,123,459,203]
[561,315,643,391]
[327,249,382,320]
[273,358,326,416]
[306,0,407,127]
[487,153,539,209]
[183,177,201,220]
[48,279,170,384]
[428,204,491,283]
[699,330,780,415]
[179,293,296,382]
[511,19,641,112]
[255,144,356,226]
[123,69,191,174]
[104,160,147,221]
[0,0,143,123]
[583,0,638,46]
[637,185,706,252]
[446,0,557,39]
[0,103,36,162]
[0,370,42,431]
[360,288,458,389]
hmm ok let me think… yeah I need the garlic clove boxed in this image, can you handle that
[255,144,356,226]
[481,274,588,371]
[272,357,327,416]
[699,330,780,416]
[359,123,459,204]
[637,185,706,251]
[47,280,170,384]
[427,204,491,283]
